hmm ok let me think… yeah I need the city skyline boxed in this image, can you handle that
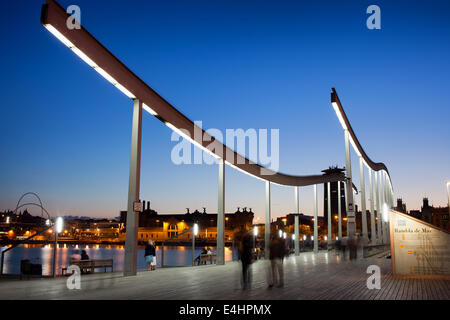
[1,0,450,222]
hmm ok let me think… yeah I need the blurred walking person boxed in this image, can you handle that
[238,230,253,290]
[268,233,286,288]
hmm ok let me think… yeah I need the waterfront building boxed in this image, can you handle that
[120,202,254,243]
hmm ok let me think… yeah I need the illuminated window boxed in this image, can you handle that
[168,224,178,238]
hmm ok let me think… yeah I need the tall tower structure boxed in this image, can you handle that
[322,167,347,234]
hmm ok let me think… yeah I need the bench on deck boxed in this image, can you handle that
[197,254,216,265]
[62,259,113,275]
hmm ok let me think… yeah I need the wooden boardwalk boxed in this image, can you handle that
[0,251,448,300]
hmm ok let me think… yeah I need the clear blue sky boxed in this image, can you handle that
[1,0,449,221]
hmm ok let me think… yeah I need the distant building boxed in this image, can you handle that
[406,198,449,231]
[431,206,449,231]
[120,201,254,243]
[421,198,433,223]
[408,210,421,220]
[395,198,407,213]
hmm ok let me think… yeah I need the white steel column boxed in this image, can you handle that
[338,181,342,239]
[380,171,386,243]
[294,186,300,256]
[344,130,356,239]
[327,182,331,246]
[383,171,389,244]
[369,168,376,244]
[359,157,368,241]
[216,158,225,265]
[265,181,271,259]
[124,99,143,277]
[313,184,318,253]
[375,171,382,244]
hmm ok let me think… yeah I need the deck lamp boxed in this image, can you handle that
[193,223,199,236]
[55,217,64,233]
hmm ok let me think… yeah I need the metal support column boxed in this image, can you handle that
[124,99,142,277]
[380,171,386,244]
[359,157,368,241]
[313,184,318,253]
[216,158,225,265]
[294,186,300,256]
[338,181,342,239]
[265,181,271,259]
[344,129,356,239]
[376,171,382,244]
[327,182,331,246]
[369,168,376,245]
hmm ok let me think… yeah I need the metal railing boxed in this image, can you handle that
[160,228,194,267]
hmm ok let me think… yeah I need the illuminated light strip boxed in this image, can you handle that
[45,21,275,181]
[224,160,266,182]
[165,122,281,184]
[41,5,346,188]
[165,122,220,159]
[332,102,348,131]
[44,24,74,47]
[71,47,97,67]
[95,67,118,85]
[142,103,158,116]
[349,136,362,158]
[44,23,136,99]
[333,98,389,179]
[115,83,135,99]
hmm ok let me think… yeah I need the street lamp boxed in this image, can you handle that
[253,226,258,237]
[52,217,64,277]
[192,223,198,266]
[279,229,282,238]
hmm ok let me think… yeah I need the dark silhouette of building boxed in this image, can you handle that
[405,198,449,231]
[395,198,407,213]
[421,198,433,223]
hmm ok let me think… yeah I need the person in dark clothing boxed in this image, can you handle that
[348,236,357,260]
[81,250,89,260]
[145,240,156,270]
[238,230,253,290]
[268,234,286,288]
[195,246,209,265]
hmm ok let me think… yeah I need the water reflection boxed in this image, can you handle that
[0,244,236,276]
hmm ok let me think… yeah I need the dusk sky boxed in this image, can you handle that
[1,0,449,222]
